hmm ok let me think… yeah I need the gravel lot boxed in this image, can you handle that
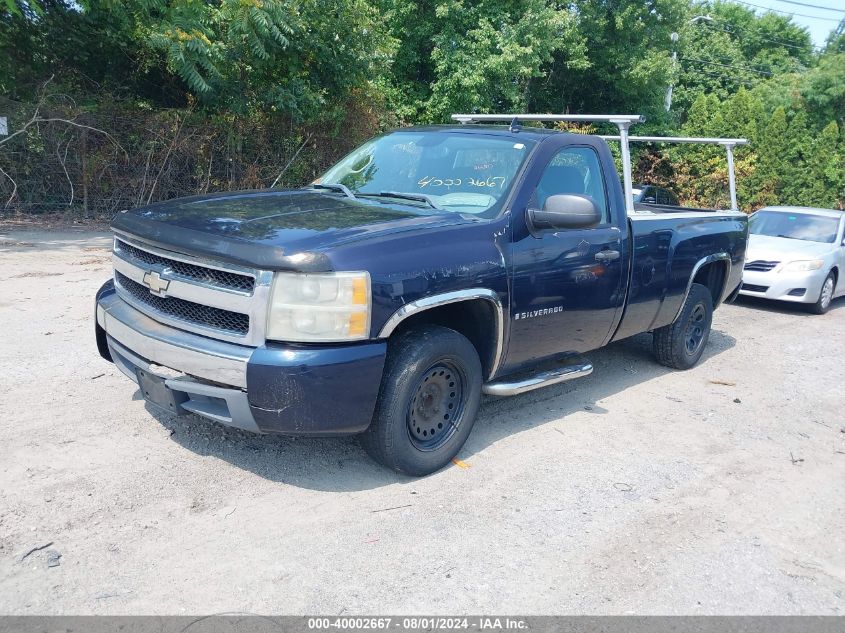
[1,230,843,615]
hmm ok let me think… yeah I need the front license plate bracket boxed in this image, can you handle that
[136,368,188,415]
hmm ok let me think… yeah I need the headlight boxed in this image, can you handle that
[266,271,371,342]
[782,260,823,272]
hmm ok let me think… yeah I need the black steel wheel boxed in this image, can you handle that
[653,282,713,370]
[361,325,482,476]
[407,361,467,451]
[683,303,708,356]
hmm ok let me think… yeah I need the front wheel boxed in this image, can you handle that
[807,272,835,315]
[360,325,483,476]
[653,282,713,370]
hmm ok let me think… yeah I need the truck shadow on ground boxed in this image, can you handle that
[147,328,736,492]
[731,294,845,315]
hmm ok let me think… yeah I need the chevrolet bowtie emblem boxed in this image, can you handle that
[143,270,170,296]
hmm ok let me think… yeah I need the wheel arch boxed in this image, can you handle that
[825,266,839,299]
[378,290,504,380]
[675,253,731,321]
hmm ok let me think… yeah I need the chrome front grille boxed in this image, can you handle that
[111,234,272,346]
[743,260,779,272]
[115,271,249,335]
[115,239,255,292]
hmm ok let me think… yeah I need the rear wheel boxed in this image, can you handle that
[360,325,482,476]
[653,282,713,370]
[808,272,835,315]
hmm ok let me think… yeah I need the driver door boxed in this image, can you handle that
[506,140,626,370]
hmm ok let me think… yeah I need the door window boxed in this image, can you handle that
[533,147,609,223]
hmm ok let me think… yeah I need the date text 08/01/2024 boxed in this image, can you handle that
[306,617,529,630]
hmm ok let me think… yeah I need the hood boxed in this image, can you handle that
[747,233,834,262]
[111,189,476,270]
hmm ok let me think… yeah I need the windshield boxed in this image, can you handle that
[318,131,534,217]
[749,210,840,243]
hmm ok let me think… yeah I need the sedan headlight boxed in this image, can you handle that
[782,260,823,272]
[266,271,371,342]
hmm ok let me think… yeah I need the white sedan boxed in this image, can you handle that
[740,206,845,314]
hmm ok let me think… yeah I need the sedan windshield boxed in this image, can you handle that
[749,210,840,243]
[318,131,534,218]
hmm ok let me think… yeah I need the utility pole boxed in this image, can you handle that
[665,15,714,112]
[665,32,679,112]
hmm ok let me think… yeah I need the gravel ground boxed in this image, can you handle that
[0,230,843,615]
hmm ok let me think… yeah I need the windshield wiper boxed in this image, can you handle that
[359,191,443,210]
[309,183,356,199]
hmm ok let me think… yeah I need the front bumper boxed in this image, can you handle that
[95,282,387,435]
[739,268,826,304]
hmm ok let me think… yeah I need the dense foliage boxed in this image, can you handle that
[1,0,843,214]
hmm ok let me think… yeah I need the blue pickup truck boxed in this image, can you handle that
[95,116,748,475]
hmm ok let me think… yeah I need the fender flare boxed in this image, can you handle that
[674,252,732,321]
[378,289,505,379]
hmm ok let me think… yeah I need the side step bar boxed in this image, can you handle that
[482,358,593,396]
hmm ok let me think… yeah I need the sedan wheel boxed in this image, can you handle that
[808,273,835,315]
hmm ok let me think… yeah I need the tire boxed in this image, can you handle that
[360,325,483,476]
[807,272,835,315]
[653,282,713,370]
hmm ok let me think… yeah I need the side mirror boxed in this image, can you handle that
[529,194,602,231]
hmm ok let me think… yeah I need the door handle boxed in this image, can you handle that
[595,250,620,262]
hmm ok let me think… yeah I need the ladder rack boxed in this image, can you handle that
[600,135,748,212]
[451,113,748,213]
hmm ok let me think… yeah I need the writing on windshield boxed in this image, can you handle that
[417,175,507,189]
[319,132,532,217]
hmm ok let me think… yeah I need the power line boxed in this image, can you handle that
[734,0,842,22]
[682,56,774,76]
[681,62,762,87]
[771,0,845,14]
[702,20,814,50]
[681,67,757,88]
[699,18,823,51]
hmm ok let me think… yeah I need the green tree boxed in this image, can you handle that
[748,105,788,208]
[425,0,581,121]
[672,1,813,120]
[104,0,392,117]
[2,0,844,214]
[534,0,686,121]
[778,109,813,204]
[721,87,762,139]
[667,93,729,208]
[802,121,843,208]
[382,0,584,122]
[824,18,844,53]
[801,52,845,127]
[2,0,40,16]
[0,0,157,100]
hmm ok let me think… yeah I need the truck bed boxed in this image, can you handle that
[611,208,748,342]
